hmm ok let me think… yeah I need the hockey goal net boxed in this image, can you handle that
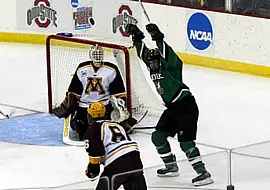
[46,34,165,119]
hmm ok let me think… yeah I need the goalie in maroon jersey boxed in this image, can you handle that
[52,44,136,140]
[84,99,147,190]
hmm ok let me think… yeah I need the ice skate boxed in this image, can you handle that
[157,164,179,178]
[157,154,179,177]
[157,164,179,177]
[192,171,214,186]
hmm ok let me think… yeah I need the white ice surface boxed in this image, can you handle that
[1,42,270,190]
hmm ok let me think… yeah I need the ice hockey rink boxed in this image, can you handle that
[0,42,270,190]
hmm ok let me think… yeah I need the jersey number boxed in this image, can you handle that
[108,125,126,143]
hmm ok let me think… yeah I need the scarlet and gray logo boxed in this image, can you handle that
[112,5,138,37]
[27,0,57,28]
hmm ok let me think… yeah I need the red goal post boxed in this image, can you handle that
[46,34,132,114]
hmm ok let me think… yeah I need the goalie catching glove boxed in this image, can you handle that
[52,92,79,118]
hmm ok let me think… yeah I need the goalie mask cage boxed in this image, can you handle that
[46,34,165,118]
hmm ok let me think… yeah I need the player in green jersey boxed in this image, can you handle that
[126,23,213,186]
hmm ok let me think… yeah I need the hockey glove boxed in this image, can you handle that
[85,162,100,179]
[146,23,164,41]
[52,92,78,118]
[122,117,138,134]
[125,23,145,42]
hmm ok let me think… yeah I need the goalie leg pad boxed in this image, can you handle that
[71,119,87,140]
[70,107,88,140]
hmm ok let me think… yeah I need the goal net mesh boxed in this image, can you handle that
[46,34,165,120]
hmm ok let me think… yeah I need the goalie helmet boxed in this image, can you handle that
[87,102,106,124]
[89,44,104,67]
[146,48,160,72]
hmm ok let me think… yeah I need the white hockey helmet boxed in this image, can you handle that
[89,44,104,67]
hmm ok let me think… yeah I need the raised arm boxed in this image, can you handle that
[125,24,150,65]
[146,23,183,69]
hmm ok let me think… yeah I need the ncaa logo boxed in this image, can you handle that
[187,12,213,50]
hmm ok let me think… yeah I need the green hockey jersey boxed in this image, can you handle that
[133,39,191,105]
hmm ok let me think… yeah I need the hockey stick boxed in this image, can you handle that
[63,115,85,146]
[127,110,150,133]
[0,103,45,114]
[139,0,151,22]
[136,126,155,130]
[137,110,148,124]
[0,110,9,119]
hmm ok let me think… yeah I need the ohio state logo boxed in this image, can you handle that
[27,0,57,28]
[112,5,138,37]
